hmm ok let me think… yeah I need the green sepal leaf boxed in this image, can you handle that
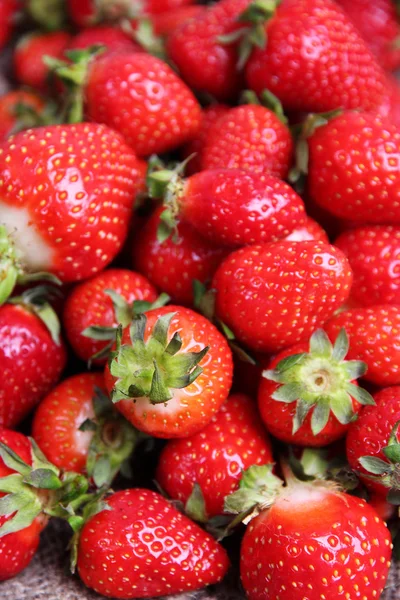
[0,497,42,539]
[274,353,307,374]
[309,329,332,357]
[310,401,330,436]
[92,456,112,489]
[23,468,62,490]
[149,360,173,403]
[343,361,368,380]
[185,483,208,523]
[346,383,375,406]
[272,382,303,403]
[293,399,313,433]
[79,419,98,432]
[359,456,391,475]
[331,328,349,361]
[82,325,118,341]
[330,391,354,425]
[224,464,283,517]
[0,443,32,478]
[383,445,400,464]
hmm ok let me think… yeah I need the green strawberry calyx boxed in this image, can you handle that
[263,328,375,437]
[359,420,400,505]
[8,285,63,345]
[27,0,67,31]
[109,312,209,404]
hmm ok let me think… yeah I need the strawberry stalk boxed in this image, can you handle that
[109,312,209,404]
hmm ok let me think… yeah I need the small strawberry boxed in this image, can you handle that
[167,0,251,101]
[308,111,400,223]
[14,31,71,93]
[152,168,306,247]
[181,103,230,175]
[283,216,329,243]
[212,241,353,353]
[157,393,273,518]
[152,6,206,38]
[225,465,392,600]
[32,372,138,487]
[0,123,144,283]
[76,488,229,598]
[245,0,387,113]
[201,104,293,179]
[0,90,45,141]
[259,328,374,447]
[326,305,400,386]
[104,305,233,438]
[132,206,228,305]
[0,0,18,50]
[0,289,66,428]
[347,386,400,500]
[336,0,400,71]
[67,25,142,53]
[335,225,400,307]
[63,268,158,364]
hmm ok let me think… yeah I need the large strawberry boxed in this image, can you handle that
[0,290,66,428]
[104,305,233,438]
[32,372,137,487]
[132,206,228,305]
[201,104,293,179]
[0,123,144,283]
[325,305,400,386]
[308,111,400,223]
[157,393,273,518]
[76,488,229,598]
[0,90,45,141]
[335,225,400,307]
[167,0,251,101]
[336,0,400,71]
[259,328,374,447]
[212,241,353,353]
[153,168,306,247]
[0,0,18,50]
[225,465,392,600]
[245,0,387,113]
[63,268,158,364]
[347,386,400,500]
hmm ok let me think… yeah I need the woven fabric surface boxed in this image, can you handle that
[0,519,399,600]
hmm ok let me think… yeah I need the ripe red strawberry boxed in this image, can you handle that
[308,111,400,223]
[181,103,230,175]
[67,25,141,53]
[104,305,233,438]
[336,0,400,71]
[14,31,71,93]
[201,104,293,179]
[228,467,392,600]
[325,305,400,386]
[283,216,329,243]
[82,51,201,157]
[157,393,273,518]
[63,268,157,364]
[0,297,66,428]
[132,206,228,305]
[245,0,387,113]
[161,168,306,247]
[347,386,400,500]
[0,123,144,282]
[0,0,18,50]
[335,226,400,307]
[167,0,251,101]
[212,241,353,353]
[258,329,374,447]
[152,6,206,37]
[77,488,229,598]
[32,372,137,486]
[0,90,45,141]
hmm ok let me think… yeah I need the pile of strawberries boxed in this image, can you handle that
[2,0,400,599]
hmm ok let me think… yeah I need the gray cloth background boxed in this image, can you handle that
[0,519,399,600]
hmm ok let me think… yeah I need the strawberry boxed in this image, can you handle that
[167,0,251,101]
[335,225,400,307]
[152,6,207,38]
[14,31,71,93]
[283,216,329,243]
[212,241,353,353]
[32,372,137,486]
[63,268,158,364]
[67,25,142,53]
[0,291,66,428]
[181,103,230,175]
[104,305,233,438]
[132,206,228,305]
[245,0,387,113]
[76,488,229,598]
[347,386,400,499]
[308,111,400,223]
[225,466,392,600]
[0,0,18,50]
[0,90,45,141]
[259,328,374,447]
[325,305,400,386]
[201,104,293,179]
[0,123,144,283]
[377,75,400,129]
[156,393,273,518]
[153,168,306,247]
[336,0,400,71]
